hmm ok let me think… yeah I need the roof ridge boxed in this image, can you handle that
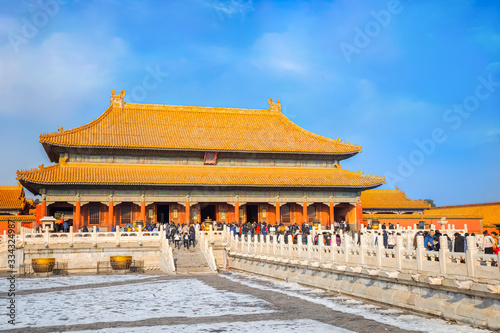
[275,112,361,150]
[40,104,114,140]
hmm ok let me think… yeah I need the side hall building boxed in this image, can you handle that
[17,91,384,231]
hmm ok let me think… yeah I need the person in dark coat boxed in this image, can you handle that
[382,230,388,248]
[454,233,465,252]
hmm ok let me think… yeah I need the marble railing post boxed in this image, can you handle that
[280,235,285,257]
[439,235,449,275]
[406,232,412,250]
[45,226,49,244]
[254,234,259,254]
[247,234,251,253]
[395,235,403,270]
[318,234,324,261]
[265,234,270,255]
[307,235,312,259]
[376,235,384,267]
[344,235,350,263]
[92,226,97,244]
[416,235,425,271]
[288,235,293,257]
[466,236,477,278]
[331,234,337,262]
[272,235,277,256]
[297,235,303,258]
[359,234,365,265]
[69,226,73,244]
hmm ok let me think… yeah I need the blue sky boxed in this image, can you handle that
[0,0,499,206]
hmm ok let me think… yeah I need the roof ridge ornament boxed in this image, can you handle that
[110,90,126,107]
[59,156,68,166]
[268,98,281,112]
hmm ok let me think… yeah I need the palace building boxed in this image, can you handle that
[0,183,36,233]
[16,90,384,231]
[360,188,484,233]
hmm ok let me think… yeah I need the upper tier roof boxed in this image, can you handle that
[359,188,431,210]
[40,90,361,159]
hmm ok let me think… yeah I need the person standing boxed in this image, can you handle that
[483,230,495,254]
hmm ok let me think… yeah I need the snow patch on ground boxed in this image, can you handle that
[1,274,155,291]
[3,278,275,330]
[70,319,354,333]
[222,273,490,333]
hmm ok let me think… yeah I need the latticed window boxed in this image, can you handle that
[89,206,100,225]
[281,205,290,223]
[121,205,131,224]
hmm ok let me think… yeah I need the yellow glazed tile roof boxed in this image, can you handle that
[0,215,36,222]
[17,163,384,188]
[39,91,361,155]
[0,183,27,210]
[428,203,500,228]
[360,187,431,209]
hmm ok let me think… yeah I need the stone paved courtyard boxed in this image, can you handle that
[0,273,491,332]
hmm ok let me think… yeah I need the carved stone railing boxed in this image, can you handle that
[5,226,163,248]
[223,227,499,280]
[196,230,220,272]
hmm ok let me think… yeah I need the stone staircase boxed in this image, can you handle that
[172,244,214,274]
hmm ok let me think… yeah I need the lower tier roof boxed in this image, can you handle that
[17,163,385,194]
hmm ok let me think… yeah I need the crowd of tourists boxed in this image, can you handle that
[164,223,196,250]
[360,228,499,256]
[36,217,499,256]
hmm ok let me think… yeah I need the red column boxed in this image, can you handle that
[140,201,146,222]
[356,202,363,230]
[108,201,114,230]
[330,202,334,225]
[275,202,280,224]
[41,200,47,218]
[185,202,190,225]
[74,201,81,231]
[303,202,308,223]
[235,202,239,223]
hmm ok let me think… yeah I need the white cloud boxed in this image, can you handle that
[206,0,254,17]
[250,31,309,75]
[0,31,128,120]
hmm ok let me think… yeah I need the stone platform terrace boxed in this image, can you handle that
[0,273,471,332]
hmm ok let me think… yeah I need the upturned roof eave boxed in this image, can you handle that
[39,140,361,157]
[18,179,384,193]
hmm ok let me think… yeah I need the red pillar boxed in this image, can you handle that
[356,202,363,230]
[235,202,239,223]
[330,202,334,225]
[303,202,308,223]
[74,201,81,231]
[140,201,146,222]
[275,202,280,224]
[41,200,47,218]
[109,201,114,230]
[185,202,190,225]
